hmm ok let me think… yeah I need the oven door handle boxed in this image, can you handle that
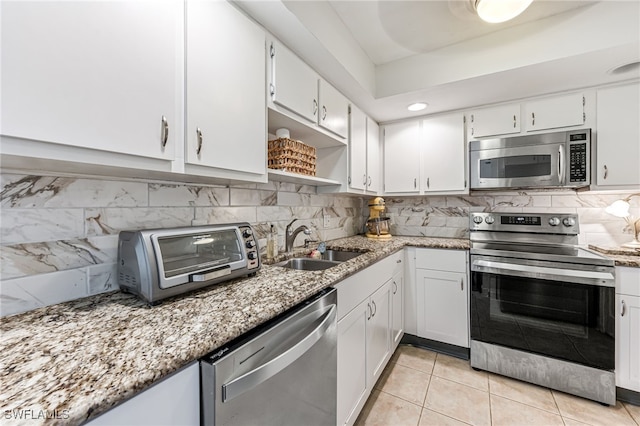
[471,259,615,287]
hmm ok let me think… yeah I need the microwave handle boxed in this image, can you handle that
[558,145,565,184]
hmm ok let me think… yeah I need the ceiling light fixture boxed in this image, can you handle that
[474,0,534,23]
[407,102,428,112]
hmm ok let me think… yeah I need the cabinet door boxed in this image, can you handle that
[383,121,421,193]
[319,80,349,138]
[87,363,199,425]
[416,269,469,348]
[616,294,640,392]
[468,104,520,139]
[186,0,266,175]
[596,83,640,186]
[1,0,182,161]
[349,105,367,191]
[337,300,369,426]
[367,118,381,193]
[390,271,404,350]
[422,113,466,192]
[524,93,585,132]
[367,282,391,386]
[270,41,318,124]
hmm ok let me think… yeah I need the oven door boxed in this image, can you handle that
[470,143,564,189]
[470,255,615,371]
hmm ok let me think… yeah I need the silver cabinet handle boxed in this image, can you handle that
[531,112,535,126]
[392,280,397,295]
[367,303,372,320]
[513,115,517,128]
[397,259,402,263]
[222,305,336,402]
[368,176,372,187]
[363,174,367,186]
[461,278,464,291]
[603,165,609,180]
[427,177,430,189]
[313,99,318,117]
[161,115,169,148]
[322,105,327,120]
[621,300,626,317]
[414,178,417,188]
[371,300,377,317]
[196,128,203,156]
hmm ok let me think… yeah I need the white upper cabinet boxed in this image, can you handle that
[366,118,381,193]
[269,41,319,124]
[185,0,266,177]
[383,121,421,193]
[421,113,466,192]
[318,80,349,138]
[1,0,183,162]
[467,104,520,139]
[523,92,586,132]
[349,106,380,193]
[596,82,640,187]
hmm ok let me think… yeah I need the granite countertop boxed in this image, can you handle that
[0,235,469,425]
[588,244,640,268]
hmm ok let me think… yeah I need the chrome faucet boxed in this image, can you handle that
[285,218,311,253]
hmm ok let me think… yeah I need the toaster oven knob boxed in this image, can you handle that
[484,216,495,224]
[562,217,576,227]
[242,229,253,238]
[549,217,560,226]
[246,240,256,249]
[247,252,257,260]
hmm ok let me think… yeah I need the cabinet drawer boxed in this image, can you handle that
[415,248,467,272]
[617,266,640,297]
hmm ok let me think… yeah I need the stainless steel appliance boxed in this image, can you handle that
[469,129,591,190]
[201,288,337,426]
[469,212,616,405]
[118,223,260,304]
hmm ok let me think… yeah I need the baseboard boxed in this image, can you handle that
[400,334,469,360]
[617,387,640,406]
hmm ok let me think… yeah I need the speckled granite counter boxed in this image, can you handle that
[0,235,468,425]
[589,245,640,268]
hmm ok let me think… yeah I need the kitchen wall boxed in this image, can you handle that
[381,189,640,246]
[1,173,637,317]
[0,173,365,317]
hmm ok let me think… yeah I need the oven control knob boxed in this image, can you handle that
[549,217,560,226]
[484,216,495,224]
[246,240,256,249]
[563,217,576,227]
[472,215,484,224]
[242,229,253,238]
[247,251,257,260]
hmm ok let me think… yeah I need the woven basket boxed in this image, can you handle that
[268,137,317,176]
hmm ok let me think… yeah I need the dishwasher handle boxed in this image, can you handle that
[221,304,336,403]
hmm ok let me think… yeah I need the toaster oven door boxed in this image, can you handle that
[152,227,246,289]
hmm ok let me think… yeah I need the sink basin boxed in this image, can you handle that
[321,249,363,262]
[275,258,340,271]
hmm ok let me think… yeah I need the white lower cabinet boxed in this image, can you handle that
[87,362,199,426]
[336,251,404,426]
[616,266,640,392]
[414,248,469,348]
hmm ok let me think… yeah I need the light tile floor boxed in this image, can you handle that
[355,345,640,426]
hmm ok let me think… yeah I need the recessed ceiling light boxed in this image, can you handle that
[607,61,640,75]
[408,102,428,112]
[474,0,533,23]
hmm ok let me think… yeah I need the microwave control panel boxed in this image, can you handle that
[569,142,588,182]
[239,225,260,270]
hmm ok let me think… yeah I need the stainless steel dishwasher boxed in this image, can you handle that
[201,288,337,426]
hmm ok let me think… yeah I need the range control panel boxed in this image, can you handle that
[470,212,579,235]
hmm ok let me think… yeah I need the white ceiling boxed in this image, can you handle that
[237,0,640,123]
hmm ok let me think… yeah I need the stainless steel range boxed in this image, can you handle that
[469,212,616,405]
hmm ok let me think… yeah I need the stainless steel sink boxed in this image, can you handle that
[321,250,363,262]
[275,258,340,271]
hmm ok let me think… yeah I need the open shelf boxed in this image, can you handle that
[267,169,341,186]
[268,108,347,149]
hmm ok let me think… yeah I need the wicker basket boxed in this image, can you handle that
[267,137,317,176]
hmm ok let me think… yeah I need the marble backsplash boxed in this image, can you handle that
[1,172,638,317]
[0,174,366,317]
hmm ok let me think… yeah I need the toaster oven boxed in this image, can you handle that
[117,223,260,304]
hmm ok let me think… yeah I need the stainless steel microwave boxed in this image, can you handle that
[118,223,260,304]
[469,129,591,190]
